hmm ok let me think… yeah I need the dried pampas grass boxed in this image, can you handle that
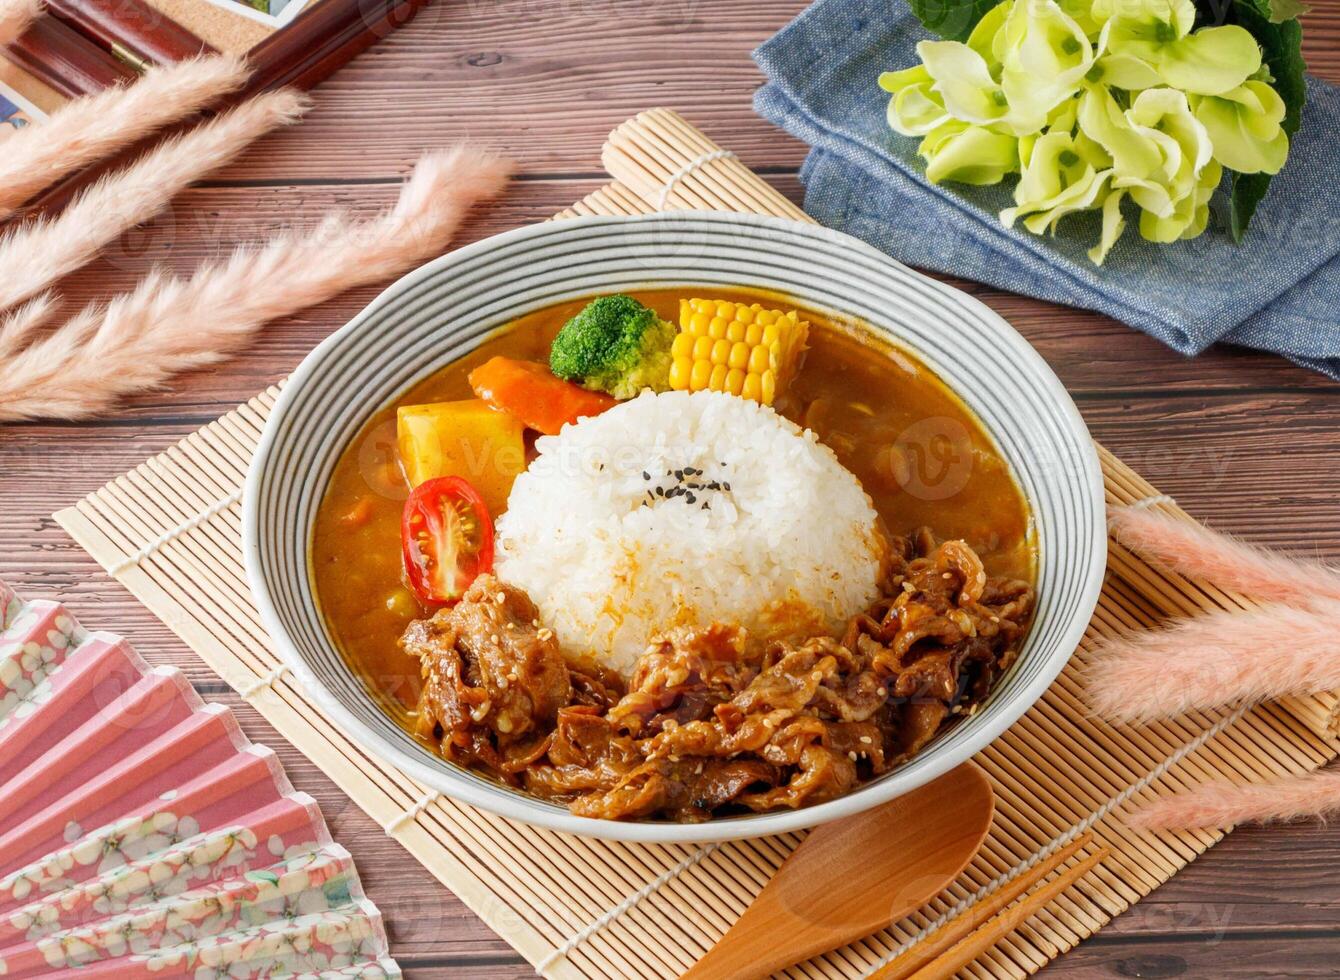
[1110,506,1340,607]
[0,0,40,46]
[1093,504,1340,828]
[0,55,251,219]
[1130,769,1340,830]
[1090,507,1340,722]
[0,147,512,422]
[0,293,56,358]
[0,88,308,315]
[1086,600,1340,723]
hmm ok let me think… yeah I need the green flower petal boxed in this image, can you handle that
[1009,131,1076,206]
[920,121,1019,185]
[881,66,950,136]
[1092,0,1195,40]
[1019,131,1039,169]
[878,65,928,94]
[1152,25,1262,95]
[1047,97,1081,134]
[999,0,1095,134]
[1078,84,1164,180]
[917,40,1009,126]
[1089,189,1128,264]
[1193,80,1290,173]
[1074,130,1114,170]
[1089,51,1165,91]
[1138,158,1221,242]
[967,0,1011,64]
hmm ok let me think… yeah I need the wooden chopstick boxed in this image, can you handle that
[875,844,1110,980]
[871,834,1101,980]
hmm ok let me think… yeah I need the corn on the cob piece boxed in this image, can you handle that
[668,299,809,405]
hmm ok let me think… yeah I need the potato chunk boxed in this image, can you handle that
[397,399,525,515]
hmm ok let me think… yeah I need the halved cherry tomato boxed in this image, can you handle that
[469,356,615,435]
[401,476,494,604]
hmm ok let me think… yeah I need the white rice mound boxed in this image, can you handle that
[494,390,885,677]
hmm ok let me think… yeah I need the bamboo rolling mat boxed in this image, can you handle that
[56,109,1340,979]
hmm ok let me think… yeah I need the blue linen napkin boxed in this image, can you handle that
[753,0,1340,378]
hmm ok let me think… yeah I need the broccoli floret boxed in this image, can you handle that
[549,294,675,400]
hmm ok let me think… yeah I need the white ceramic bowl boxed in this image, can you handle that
[244,212,1106,843]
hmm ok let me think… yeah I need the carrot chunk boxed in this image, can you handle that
[468,357,616,436]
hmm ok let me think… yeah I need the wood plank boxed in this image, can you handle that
[184,0,1340,180]
[23,176,1339,422]
[1040,932,1340,978]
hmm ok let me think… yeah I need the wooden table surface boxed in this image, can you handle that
[4,1,1340,976]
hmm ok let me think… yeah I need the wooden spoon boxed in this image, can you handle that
[680,763,994,980]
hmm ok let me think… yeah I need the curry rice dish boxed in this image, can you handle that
[312,288,1035,822]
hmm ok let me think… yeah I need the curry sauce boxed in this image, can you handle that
[311,288,1035,729]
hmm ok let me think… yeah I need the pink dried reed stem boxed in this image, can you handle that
[1086,599,1340,723]
[1130,769,1340,829]
[0,55,251,220]
[1094,505,1340,828]
[0,88,308,316]
[0,147,512,422]
[1109,506,1340,606]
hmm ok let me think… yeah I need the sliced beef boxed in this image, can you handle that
[405,575,572,774]
[405,535,1033,822]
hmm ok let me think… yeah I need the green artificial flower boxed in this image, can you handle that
[1141,159,1222,241]
[1090,0,1263,96]
[1000,129,1114,234]
[911,0,1093,138]
[1192,80,1290,174]
[998,0,1096,134]
[877,0,1296,262]
[1124,87,1216,228]
[915,39,1012,128]
[1078,85,1214,226]
[919,119,1021,184]
[878,65,950,136]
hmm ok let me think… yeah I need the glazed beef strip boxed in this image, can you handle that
[405,533,1033,822]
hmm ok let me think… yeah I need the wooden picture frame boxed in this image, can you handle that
[6,0,429,98]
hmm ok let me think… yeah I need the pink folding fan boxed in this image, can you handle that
[0,579,401,978]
